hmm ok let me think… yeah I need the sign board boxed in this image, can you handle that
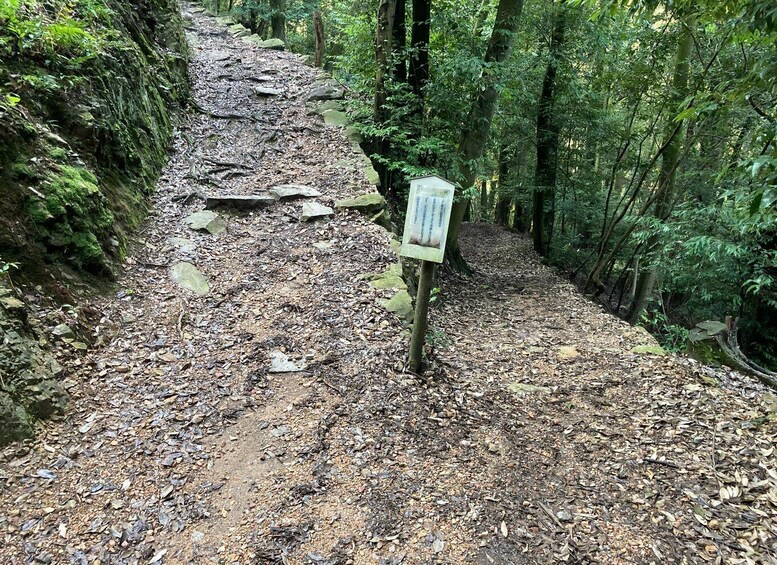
[400,175,456,264]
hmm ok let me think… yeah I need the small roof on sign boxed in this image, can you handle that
[409,175,456,188]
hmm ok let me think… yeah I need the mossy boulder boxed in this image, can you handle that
[244,36,286,50]
[26,166,114,269]
[307,100,344,115]
[381,290,414,322]
[363,263,406,290]
[322,109,349,126]
[0,393,34,445]
[335,193,387,214]
[630,344,667,355]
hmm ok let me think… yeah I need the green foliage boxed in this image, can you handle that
[0,256,19,276]
[0,0,107,60]
[639,308,690,353]
[426,326,451,349]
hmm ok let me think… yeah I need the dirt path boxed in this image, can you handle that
[1,6,776,565]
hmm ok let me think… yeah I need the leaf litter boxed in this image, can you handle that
[0,5,775,565]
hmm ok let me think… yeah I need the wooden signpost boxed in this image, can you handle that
[400,175,456,373]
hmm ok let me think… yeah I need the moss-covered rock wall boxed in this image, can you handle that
[0,0,189,444]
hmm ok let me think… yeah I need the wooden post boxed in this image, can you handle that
[409,260,435,373]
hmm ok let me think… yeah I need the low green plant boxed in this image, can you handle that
[427,326,451,349]
[0,256,19,275]
[0,0,107,63]
[639,308,690,354]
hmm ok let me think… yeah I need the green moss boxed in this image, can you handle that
[45,165,100,217]
[71,231,103,262]
[46,146,68,160]
[630,344,667,355]
[10,161,37,180]
[25,165,115,267]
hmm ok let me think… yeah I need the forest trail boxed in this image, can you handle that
[1,4,776,565]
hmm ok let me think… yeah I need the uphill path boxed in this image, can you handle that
[1,4,776,565]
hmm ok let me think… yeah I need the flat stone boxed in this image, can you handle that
[301,201,334,222]
[52,324,75,340]
[631,344,667,355]
[322,109,349,126]
[268,351,304,373]
[253,86,282,97]
[313,241,333,251]
[364,263,405,290]
[364,164,381,186]
[507,383,551,395]
[307,100,344,115]
[335,193,386,214]
[557,346,580,359]
[207,49,232,62]
[371,274,405,290]
[166,237,196,254]
[245,36,285,50]
[305,84,345,102]
[557,510,573,522]
[170,263,209,296]
[269,184,322,200]
[345,125,363,144]
[696,320,727,335]
[205,194,276,210]
[381,290,414,322]
[0,296,25,310]
[228,25,251,38]
[184,211,227,234]
[370,208,392,230]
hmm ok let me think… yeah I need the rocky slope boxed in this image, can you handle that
[0,0,189,444]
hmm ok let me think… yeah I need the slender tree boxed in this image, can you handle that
[627,21,693,323]
[532,5,566,255]
[446,0,525,270]
[408,0,431,100]
[374,0,406,194]
[313,11,324,68]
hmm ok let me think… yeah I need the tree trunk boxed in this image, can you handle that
[495,147,511,226]
[270,0,286,41]
[532,7,566,256]
[393,0,407,82]
[627,24,693,324]
[446,0,525,270]
[512,203,526,232]
[375,0,398,124]
[408,0,431,99]
[313,11,325,68]
[374,0,403,195]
